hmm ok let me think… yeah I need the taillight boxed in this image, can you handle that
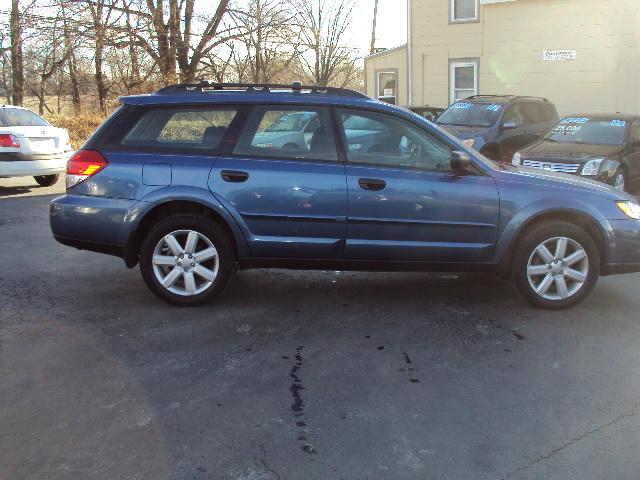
[66,150,108,189]
[0,133,20,148]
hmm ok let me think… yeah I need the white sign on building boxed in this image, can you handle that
[543,50,577,61]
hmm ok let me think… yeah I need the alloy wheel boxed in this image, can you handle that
[151,229,219,296]
[526,236,589,301]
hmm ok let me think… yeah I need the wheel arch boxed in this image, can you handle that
[124,198,248,268]
[498,209,607,275]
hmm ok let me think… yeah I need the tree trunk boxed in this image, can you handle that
[10,0,24,105]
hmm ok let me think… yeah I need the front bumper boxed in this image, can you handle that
[0,152,71,177]
[50,194,138,258]
[601,219,640,275]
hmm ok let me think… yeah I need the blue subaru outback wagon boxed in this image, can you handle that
[50,82,640,309]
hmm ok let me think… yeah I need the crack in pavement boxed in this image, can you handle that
[501,400,640,479]
[257,444,282,480]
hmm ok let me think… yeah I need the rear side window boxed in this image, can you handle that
[0,108,50,127]
[121,108,237,151]
[233,106,338,161]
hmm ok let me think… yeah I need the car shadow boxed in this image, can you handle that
[0,184,35,197]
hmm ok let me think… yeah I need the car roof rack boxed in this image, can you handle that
[156,81,369,99]
[465,94,549,102]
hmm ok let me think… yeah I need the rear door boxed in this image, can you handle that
[209,105,347,259]
[336,108,500,263]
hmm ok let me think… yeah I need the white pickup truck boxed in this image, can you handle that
[0,106,73,186]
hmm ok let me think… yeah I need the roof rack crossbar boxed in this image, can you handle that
[156,81,368,99]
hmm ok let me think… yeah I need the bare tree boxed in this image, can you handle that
[231,0,301,83]
[298,0,357,87]
[127,0,242,84]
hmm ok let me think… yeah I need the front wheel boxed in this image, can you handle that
[34,174,59,187]
[513,221,600,309]
[139,213,235,306]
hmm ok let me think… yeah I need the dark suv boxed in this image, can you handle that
[50,82,640,309]
[437,95,559,162]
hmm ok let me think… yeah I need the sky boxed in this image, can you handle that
[348,0,408,59]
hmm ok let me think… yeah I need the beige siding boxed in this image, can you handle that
[408,0,640,114]
[364,46,409,106]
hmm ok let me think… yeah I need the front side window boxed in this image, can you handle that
[0,108,50,127]
[449,61,478,105]
[451,0,478,22]
[503,104,530,128]
[377,71,397,105]
[122,108,237,151]
[544,117,628,146]
[338,109,452,172]
[233,107,338,161]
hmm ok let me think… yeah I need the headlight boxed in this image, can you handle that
[616,201,640,220]
[462,139,475,149]
[512,151,522,166]
[581,158,604,176]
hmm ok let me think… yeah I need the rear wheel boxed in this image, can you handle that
[513,221,599,309]
[34,174,59,187]
[139,213,235,306]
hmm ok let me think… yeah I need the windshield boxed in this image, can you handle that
[545,117,627,145]
[0,108,50,127]
[265,112,314,132]
[437,102,503,127]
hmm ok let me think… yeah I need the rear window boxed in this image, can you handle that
[437,102,503,127]
[0,108,50,127]
[121,108,237,151]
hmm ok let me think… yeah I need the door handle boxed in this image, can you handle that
[221,170,249,182]
[358,178,386,191]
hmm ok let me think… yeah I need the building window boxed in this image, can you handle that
[377,71,397,105]
[449,60,478,105]
[451,0,478,22]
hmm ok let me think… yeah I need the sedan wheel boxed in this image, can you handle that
[613,170,626,191]
[526,237,589,301]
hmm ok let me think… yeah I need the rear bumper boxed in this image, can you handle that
[0,152,71,177]
[50,194,137,257]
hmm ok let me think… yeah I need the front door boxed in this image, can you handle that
[336,108,500,263]
[209,105,347,258]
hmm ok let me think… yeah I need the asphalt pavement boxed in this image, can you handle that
[2,175,640,480]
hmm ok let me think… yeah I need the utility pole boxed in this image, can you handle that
[369,0,378,55]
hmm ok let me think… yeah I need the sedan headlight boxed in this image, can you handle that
[581,158,604,176]
[616,201,640,220]
[512,151,522,166]
[462,139,475,149]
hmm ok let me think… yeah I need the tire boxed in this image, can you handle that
[34,174,59,187]
[512,221,600,309]
[612,168,627,192]
[139,213,235,306]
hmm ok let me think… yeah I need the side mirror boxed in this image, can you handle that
[503,120,518,130]
[450,151,473,173]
